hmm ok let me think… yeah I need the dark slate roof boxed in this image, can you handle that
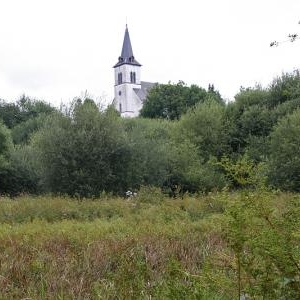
[114,25,141,68]
[134,81,156,102]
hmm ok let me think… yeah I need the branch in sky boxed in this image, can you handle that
[270,21,299,47]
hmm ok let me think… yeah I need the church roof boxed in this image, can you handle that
[113,25,141,68]
[134,81,156,102]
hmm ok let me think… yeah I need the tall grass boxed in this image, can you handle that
[0,190,299,298]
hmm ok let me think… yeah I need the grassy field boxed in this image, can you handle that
[0,188,299,299]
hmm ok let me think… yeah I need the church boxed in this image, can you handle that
[113,25,155,117]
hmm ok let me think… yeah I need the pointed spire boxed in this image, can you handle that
[114,25,141,68]
[121,25,133,59]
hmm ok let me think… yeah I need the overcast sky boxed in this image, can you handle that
[0,0,299,106]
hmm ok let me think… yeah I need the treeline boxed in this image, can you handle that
[1,71,300,197]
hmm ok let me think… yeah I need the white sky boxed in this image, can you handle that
[0,0,299,106]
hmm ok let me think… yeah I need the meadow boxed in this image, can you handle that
[0,188,300,299]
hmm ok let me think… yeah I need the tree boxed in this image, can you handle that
[273,97,300,122]
[17,95,55,118]
[0,96,56,131]
[0,121,12,158]
[218,88,269,156]
[176,98,228,161]
[267,108,300,191]
[234,86,270,110]
[0,121,14,194]
[238,105,272,137]
[11,113,51,144]
[2,145,40,195]
[0,100,21,128]
[122,118,172,189]
[226,75,300,157]
[32,101,131,197]
[268,71,300,108]
[122,117,213,195]
[140,82,209,120]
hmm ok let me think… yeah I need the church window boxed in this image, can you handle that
[119,103,122,112]
[118,73,122,84]
[119,91,122,96]
[130,72,136,83]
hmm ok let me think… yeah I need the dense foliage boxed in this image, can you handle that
[1,71,300,196]
[140,81,223,120]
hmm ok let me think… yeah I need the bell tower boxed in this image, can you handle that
[113,25,142,117]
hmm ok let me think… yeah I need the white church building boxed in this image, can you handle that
[113,25,155,117]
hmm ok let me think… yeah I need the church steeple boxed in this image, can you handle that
[113,25,146,118]
[114,25,141,68]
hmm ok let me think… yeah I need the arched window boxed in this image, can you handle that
[119,103,122,113]
[118,73,122,84]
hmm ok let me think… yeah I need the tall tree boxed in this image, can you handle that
[140,82,210,120]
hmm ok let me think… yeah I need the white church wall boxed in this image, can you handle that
[114,82,142,117]
[114,65,141,85]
